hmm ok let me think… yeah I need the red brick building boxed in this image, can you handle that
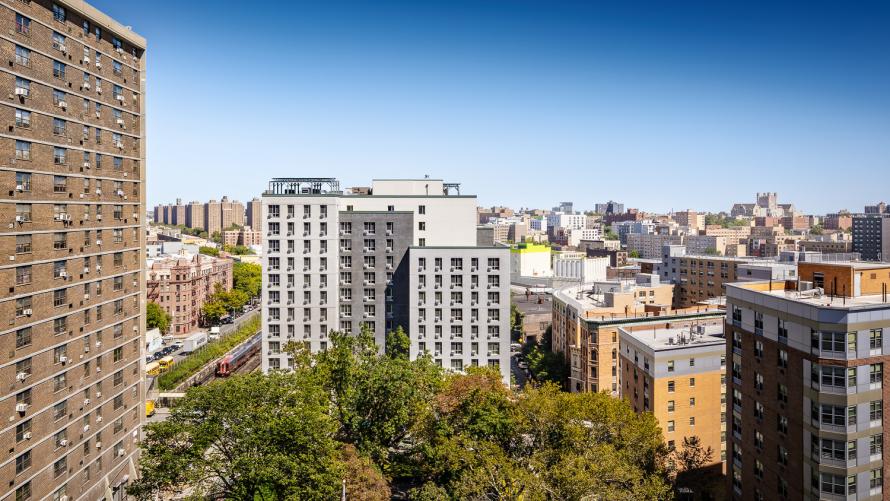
[147,253,232,334]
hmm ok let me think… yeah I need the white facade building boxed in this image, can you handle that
[553,256,609,284]
[261,178,511,384]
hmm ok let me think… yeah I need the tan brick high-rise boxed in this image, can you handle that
[0,1,145,500]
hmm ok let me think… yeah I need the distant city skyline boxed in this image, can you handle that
[88,0,890,214]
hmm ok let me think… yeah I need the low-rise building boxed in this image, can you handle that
[551,275,721,394]
[510,242,552,278]
[626,233,685,259]
[223,226,263,247]
[553,256,609,284]
[147,252,233,334]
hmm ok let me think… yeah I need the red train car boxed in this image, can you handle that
[215,333,262,377]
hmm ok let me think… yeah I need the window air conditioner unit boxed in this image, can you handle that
[14,88,26,95]
[23,431,32,440]
[23,309,32,316]
[59,271,68,278]
[58,101,67,108]
[60,439,69,447]
[15,402,28,412]
[59,355,69,363]
[84,398,90,405]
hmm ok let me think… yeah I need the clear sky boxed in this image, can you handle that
[92,1,890,214]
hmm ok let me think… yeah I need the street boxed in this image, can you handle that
[511,348,528,389]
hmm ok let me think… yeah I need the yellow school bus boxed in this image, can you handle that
[145,361,161,376]
[158,356,175,371]
[145,399,156,418]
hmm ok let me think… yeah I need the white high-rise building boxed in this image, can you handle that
[261,178,511,383]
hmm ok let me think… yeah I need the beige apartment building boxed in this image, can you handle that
[146,252,232,334]
[0,1,146,499]
[185,200,204,230]
[551,276,723,394]
[620,321,727,470]
[222,225,261,247]
[205,198,221,235]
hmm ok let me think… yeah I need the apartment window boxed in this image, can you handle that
[15,234,32,254]
[15,140,31,160]
[871,329,883,350]
[667,360,675,372]
[16,451,31,474]
[15,483,31,501]
[54,147,67,165]
[667,380,675,392]
[870,434,883,455]
[15,327,31,349]
[418,205,426,215]
[53,3,66,21]
[15,13,30,35]
[871,469,883,490]
[54,316,67,335]
[53,60,66,79]
[870,363,883,384]
[870,400,883,421]
[53,232,67,250]
[820,331,846,353]
[666,420,675,432]
[15,45,30,66]
[53,288,67,307]
[16,265,32,285]
[667,400,675,412]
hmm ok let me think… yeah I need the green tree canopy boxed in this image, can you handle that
[385,326,411,359]
[233,261,262,298]
[129,372,344,500]
[133,329,673,501]
[145,302,171,334]
[198,245,219,257]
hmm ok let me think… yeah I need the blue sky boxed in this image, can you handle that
[93,1,890,214]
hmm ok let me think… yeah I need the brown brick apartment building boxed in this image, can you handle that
[147,253,232,334]
[0,1,145,500]
[726,268,890,500]
[551,276,724,394]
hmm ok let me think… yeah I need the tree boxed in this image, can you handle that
[224,244,254,255]
[510,303,523,341]
[629,250,641,259]
[385,326,410,359]
[309,330,443,470]
[672,436,717,498]
[233,261,262,298]
[810,224,824,235]
[128,372,345,500]
[604,228,620,241]
[673,436,713,473]
[522,326,568,385]
[703,247,721,256]
[198,245,219,257]
[408,375,673,500]
[210,231,222,244]
[145,302,171,334]
[201,300,227,325]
